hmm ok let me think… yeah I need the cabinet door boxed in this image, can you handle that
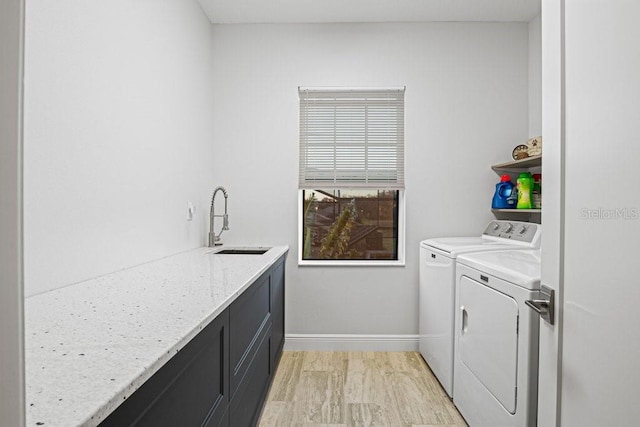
[270,260,285,370]
[229,332,272,427]
[229,270,271,397]
[204,408,228,427]
[100,309,230,427]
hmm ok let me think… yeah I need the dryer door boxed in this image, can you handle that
[458,275,519,413]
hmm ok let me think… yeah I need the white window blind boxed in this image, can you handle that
[299,87,405,189]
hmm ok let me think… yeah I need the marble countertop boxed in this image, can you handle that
[25,245,288,427]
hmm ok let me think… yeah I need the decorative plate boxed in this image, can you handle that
[527,136,542,156]
[512,144,529,160]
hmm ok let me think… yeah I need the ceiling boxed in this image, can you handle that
[197,0,541,24]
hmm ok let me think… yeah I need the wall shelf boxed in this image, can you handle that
[490,154,542,224]
[491,155,542,172]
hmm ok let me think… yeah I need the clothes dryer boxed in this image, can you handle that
[419,221,541,397]
[454,249,541,426]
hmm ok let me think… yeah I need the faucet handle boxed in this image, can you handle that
[223,214,229,231]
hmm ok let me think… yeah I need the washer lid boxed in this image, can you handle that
[457,249,541,289]
[420,237,515,256]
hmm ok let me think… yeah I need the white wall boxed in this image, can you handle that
[560,0,640,424]
[529,13,542,136]
[210,23,530,339]
[0,0,25,424]
[23,0,215,296]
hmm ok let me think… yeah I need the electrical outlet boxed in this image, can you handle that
[187,202,195,221]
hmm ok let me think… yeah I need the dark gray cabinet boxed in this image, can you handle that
[100,255,286,427]
[100,309,230,427]
[229,256,285,427]
[230,269,271,398]
[229,321,272,426]
[270,260,285,371]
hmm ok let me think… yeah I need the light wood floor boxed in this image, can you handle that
[258,351,468,427]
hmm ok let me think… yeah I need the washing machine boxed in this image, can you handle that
[454,249,541,426]
[419,220,541,397]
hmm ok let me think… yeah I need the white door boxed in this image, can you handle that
[538,0,563,425]
[541,0,640,425]
[561,0,640,425]
[0,0,26,425]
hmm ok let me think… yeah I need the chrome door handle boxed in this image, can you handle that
[525,299,549,315]
[525,285,555,325]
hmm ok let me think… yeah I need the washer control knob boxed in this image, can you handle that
[493,223,500,231]
[519,225,528,235]
[505,223,513,233]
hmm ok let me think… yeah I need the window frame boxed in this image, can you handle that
[297,87,406,266]
[297,189,406,266]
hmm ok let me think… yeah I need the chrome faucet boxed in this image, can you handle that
[209,186,229,247]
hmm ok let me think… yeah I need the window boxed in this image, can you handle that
[298,87,405,264]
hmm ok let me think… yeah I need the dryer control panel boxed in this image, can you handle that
[482,220,541,247]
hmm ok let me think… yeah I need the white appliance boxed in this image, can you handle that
[419,220,541,397]
[454,249,541,426]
